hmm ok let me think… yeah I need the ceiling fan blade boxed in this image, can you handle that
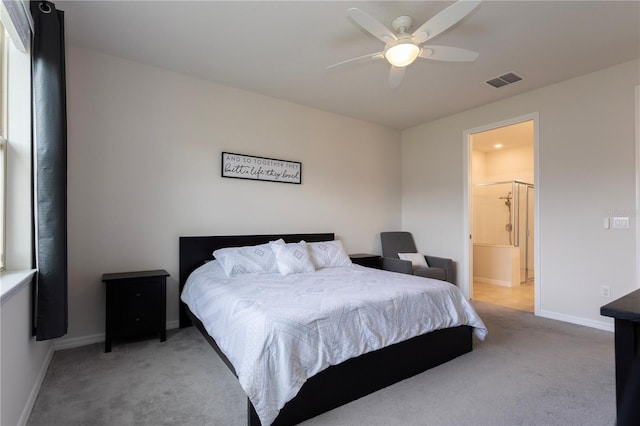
[420,45,479,62]
[412,0,481,44]
[327,52,384,70]
[389,66,406,89]
[347,8,397,44]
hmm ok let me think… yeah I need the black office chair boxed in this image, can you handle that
[380,231,455,284]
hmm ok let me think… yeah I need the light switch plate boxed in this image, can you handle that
[612,217,630,229]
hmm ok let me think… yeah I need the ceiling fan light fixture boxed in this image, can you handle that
[335,2,482,87]
[384,41,420,67]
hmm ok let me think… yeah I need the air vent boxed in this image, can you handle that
[486,72,524,88]
[486,78,508,88]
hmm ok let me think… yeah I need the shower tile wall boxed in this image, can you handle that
[473,143,534,286]
[473,145,533,243]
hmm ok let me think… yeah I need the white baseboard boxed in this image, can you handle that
[53,320,181,351]
[17,343,54,426]
[53,332,104,351]
[538,309,614,332]
[474,276,513,287]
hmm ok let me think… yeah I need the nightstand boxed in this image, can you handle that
[349,253,381,269]
[102,269,169,353]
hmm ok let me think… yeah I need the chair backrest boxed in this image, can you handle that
[380,232,418,258]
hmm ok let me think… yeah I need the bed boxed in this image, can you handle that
[179,233,486,426]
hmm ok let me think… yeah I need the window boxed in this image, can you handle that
[0,2,31,275]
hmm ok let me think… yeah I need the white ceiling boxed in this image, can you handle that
[58,1,640,130]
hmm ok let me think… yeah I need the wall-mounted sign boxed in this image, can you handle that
[221,152,302,184]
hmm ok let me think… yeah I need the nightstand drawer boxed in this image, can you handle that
[111,279,162,307]
[110,282,162,336]
[116,309,158,336]
[103,270,169,352]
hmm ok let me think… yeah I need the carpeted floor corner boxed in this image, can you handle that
[27,301,616,426]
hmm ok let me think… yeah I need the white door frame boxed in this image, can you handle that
[635,85,639,288]
[462,112,540,314]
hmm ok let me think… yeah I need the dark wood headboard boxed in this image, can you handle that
[179,232,335,327]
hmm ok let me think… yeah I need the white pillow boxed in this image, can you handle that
[270,241,315,276]
[199,259,228,279]
[398,252,429,268]
[213,241,281,276]
[308,240,352,269]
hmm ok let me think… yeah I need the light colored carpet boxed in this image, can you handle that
[27,301,616,426]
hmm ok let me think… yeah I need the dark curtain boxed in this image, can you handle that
[31,0,68,341]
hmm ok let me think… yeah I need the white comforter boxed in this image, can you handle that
[181,261,487,425]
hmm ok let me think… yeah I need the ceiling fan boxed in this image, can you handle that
[328,0,481,88]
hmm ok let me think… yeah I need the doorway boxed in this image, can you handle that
[464,116,538,313]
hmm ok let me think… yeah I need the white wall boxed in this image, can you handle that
[402,60,639,330]
[60,46,402,344]
[1,282,53,426]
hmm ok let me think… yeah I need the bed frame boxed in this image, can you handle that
[179,233,473,426]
